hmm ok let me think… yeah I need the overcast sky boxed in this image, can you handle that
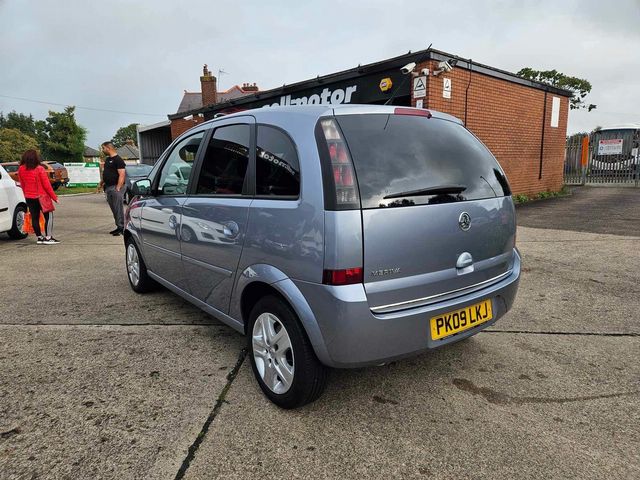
[1,0,638,148]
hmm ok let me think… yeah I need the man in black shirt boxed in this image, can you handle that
[100,141,126,235]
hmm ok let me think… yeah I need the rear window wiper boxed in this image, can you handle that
[383,184,467,200]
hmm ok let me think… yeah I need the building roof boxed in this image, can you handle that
[137,120,171,133]
[117,144,140,160]
[177,92,203,114]
[175,85,259,114]
[170,47,573,121]
[84,146,100,157]
[218,85,253,103]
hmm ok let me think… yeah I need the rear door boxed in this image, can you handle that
[336,112,516,312]
[181,118,254,314]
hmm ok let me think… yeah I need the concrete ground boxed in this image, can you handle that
[0,187,638,479]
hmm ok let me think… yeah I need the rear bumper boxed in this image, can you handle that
[294,249,521,368]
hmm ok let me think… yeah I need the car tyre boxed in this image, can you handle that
[125,237,157,293]
[248,295,328,409]
[7,204,28,239]
[180,225,195,243]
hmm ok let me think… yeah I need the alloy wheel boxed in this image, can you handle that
[16,209,25,233]
[252,312,295,394]
[126,243,140,286]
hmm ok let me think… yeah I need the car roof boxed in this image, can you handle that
[196,104,463,129]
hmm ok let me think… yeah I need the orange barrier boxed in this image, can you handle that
[581,135,589,167]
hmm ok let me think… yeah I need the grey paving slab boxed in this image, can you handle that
[495,226,640,335]
[0,195,215,326]
[184,333,640,480]
[1,186,638,480]
[0,324,244,480]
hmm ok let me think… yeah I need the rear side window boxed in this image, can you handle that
[256,125,300,197]
[196,124,250,195]
[336,114,510,209]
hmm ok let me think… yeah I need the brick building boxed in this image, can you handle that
[414,55,569,195]
[140,48,571,196]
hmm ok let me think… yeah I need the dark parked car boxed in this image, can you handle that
[124,164,153,203]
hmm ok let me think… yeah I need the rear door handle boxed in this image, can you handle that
[223,221,239,237]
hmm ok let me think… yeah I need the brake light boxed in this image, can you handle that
[394,107,432,118]
[322,268,363,286]
[320,118,360,207]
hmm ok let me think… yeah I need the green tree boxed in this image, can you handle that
[39,106,86,163]
[112,123,139,147]
[0,111,38,137]
[517,68,596,111]
[0,128,39,162]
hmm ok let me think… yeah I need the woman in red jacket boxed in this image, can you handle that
[17,150,59,244]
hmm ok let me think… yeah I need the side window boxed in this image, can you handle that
[195,124,250,195]
[157,132,204,195]
[256,126,300,197]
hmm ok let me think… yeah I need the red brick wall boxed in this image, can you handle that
[413,60,569,196]
[170,117,204,140]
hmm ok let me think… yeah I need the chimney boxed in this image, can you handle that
[125,139,135,146]
[242,82,259,92]
[200,64,217,106]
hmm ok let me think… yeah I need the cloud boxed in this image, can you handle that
[1,0,638,147]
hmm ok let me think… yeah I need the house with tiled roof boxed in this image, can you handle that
[117,141,140,162]
[171,65,259,138]
[83,146,100,161]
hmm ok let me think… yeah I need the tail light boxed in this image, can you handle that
[319,118,360,209]
[322,268,363,286]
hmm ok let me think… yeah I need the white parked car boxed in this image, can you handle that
[0,163,28,239]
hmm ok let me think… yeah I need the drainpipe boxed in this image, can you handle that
[539,91,548,180]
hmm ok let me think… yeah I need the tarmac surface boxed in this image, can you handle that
[1,187,638,479]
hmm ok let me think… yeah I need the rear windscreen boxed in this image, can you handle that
[336,114,510,208]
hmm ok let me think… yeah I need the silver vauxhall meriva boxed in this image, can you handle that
[124,104,520,408]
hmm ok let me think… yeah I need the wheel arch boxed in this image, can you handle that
[234,265,332,366]
[123,229,150,266]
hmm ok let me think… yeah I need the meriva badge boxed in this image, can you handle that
[371,267,401,277]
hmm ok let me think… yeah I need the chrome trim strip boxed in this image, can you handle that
[370,270,513,314]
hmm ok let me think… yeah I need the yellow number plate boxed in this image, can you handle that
[430,299,493,340]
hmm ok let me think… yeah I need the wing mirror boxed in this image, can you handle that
[132,179,152,196]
